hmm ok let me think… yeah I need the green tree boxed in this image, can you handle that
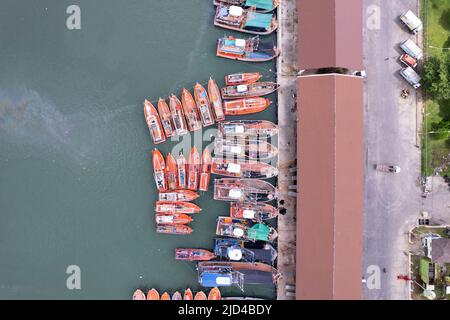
[422,54,450,100]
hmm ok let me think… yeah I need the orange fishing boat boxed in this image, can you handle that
[230,202,278,221]
[146,288,160,300]
[158,189,200,202]
[199,147,212,192]
[175,248,216,261]
[218,120,278,138]
[225,72,261,85]
[169,94,188,135]
[208,78,226,122]
[188,146,200,191]
[176,153,187,189]
[194,291,207,300]
[221,82,279,99]
[211,159,278,179]
[155,213,193,225]
[224,97,271,115]
[172,291,182,300]
[181,88,202,131]
[156,224,193,235]
[160,292,171,300]
[157,98,175,138]
[132,289,146,300]
[144,100,166,144]
[152,149,167,192]
[184,288,194,300]
[155,201,202,214]
[194,83,215,127]
[208,287,221,300]
[165,153,178,190]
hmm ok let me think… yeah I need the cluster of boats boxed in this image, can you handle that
[133,287,221,300]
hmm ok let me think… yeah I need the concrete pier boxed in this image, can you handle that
[276,0,298,300]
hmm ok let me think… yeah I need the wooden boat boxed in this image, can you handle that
[156,201,201,214]
[216,216,278,242]
[176,153,188,189]
[143,100,166,144]
[214,138,278,160]
[132,289,146,300]
[165,153,178,190]
[214,238,277,264]
[194,83,215,127]
[194,291,207,300]
[214,4,277,35]
[216,35,279,62]
[156,224,193,235]
[211,159,278,179]
[207,78,226,122]
[184,288,194,300]
[214,178,277,202]
[199,147,212,192]
[155,213,193,225]
[230,202,278,220]
[169,94,188,135]
[218,120,278,138]
[146,288,160,300]
[158,190,200,202]
[225,72,261,85]
[224,97,271,115]
[175,248,216,261]
[157,98,175,138]
[213,0,279,13]
[172,291,182,300]
[160,292,171,300]
[208,287,221,300]
[221,82,279,99]
[181,88,202,131]
[152,149,167,192]
[188,146,200,190]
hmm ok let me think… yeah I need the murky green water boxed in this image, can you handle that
[0,0,277,299]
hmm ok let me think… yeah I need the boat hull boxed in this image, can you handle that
[156,201,201,214]
[223,98,271,115]
[158,190,200,202]
[211,159,278,179]
[175,248,216,261]
[155,213,193,225]
[156,224,193,235]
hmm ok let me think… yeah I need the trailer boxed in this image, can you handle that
[400,66,421,89]
[400,10,423,34]
[400,39,423,60]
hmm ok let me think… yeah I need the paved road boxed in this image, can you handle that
[363,0,422,300]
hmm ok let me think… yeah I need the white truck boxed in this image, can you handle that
[400,10,423,34]
[400,66,421,89]
[400,39,423,60]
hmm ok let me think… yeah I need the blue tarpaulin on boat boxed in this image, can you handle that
[201,273,233,287]
[244,12,272,30]
[245,0,274,11]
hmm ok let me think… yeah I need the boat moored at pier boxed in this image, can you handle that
[169,94,189,136]
[213,0,279,13]
[188,146,201,190]
[215,216,278,242]
[157,98,175,138]
[165,153,178,190]
[181,88,202,132]
[223,97,271,115]
[214,238,278,264]
[218,120,278,138]
[156,224,193,235]
[207,78,226,122]
[230,202,278,220]
[214,178,277,202]
[211,159,278,179]
[221,82,279,99]
[217,36,279,62]
[156,201,201,214]
[155,213,193,225]
[199,147,212,192]
[158,190,200,202]
[225,72,261,85]
[152,149,167,192]
[194,83,215,127]
[144,100,166,145]
[175,248,216,261]
[132,289,146,300]
[176,153,188,189]
[214,138,278,160]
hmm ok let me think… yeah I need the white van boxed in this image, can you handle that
[400,67,421,89]
[400,10,423,34]
[400,39,423,60]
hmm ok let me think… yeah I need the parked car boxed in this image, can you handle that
[400,67,421,89]
[399,54,418,68]
[400,10,423,34]
[400,39,423,60]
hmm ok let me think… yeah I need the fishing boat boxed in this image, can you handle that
[223,97,271,115]
[214,238,278,264]
[213,0,279,13]
[218,120,278,138]
[157,98,175,138]
[214,138,278,160]
[165,153,178,190]
[221,297,263,300]
[216,216,278,242]
[146,288,160,300]
[214,179,277,202]
[208,287,222,300]
[207,78,226,122]
[194,83,215,127]
[181,88,202,131]
[132,289,146,300]
[152,149,167,192]
[175,248,216,261]
[158,190,200,202]
[199,147,212,192]
[172,291,182,300]
[216,35,279,62]
[221,82,279,99]
[188,146,201,190]
[211,159,278,179]
[156,201,201,214]
[230,202,278,220]
[144,100,166,145]
[155,213,193,225]
[225,72,261,85]
[214,4,277,35]
[176,153,188,189]
[156,224,193,235]
[183,288,194,300]
[160,292,171,300]
[194,291,207,300]
[169,94,189,135]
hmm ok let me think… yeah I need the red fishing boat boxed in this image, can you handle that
[188,146,201,190]
[225,72,261,85]
[160,292,171,300]
[165,153,178,190]
[155,213,193,225]
[194,291,207,300]
[155,201,202,214]
[156,224,193,235]
[181,88,202,131]
[158,190,200,202]
[199,147,212,192]
[152,149,167,192]
[211,159,278,179]
[169,94,188,135]
[176,153,188,189]
[132,289,146,300]
[221,82,279,99]
[194,83,215,127]
[230,202,278,221]
[175,248,216,261]
[208,78,226,122]
[147,288,160,300]
[157,98,175,138]
[208,287,221,300]
[218,120,278,138]
[144,100,166,144]
[224,97,271,115]
[184,289,194,300]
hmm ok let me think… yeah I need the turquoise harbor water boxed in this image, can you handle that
[0,0,277,299]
